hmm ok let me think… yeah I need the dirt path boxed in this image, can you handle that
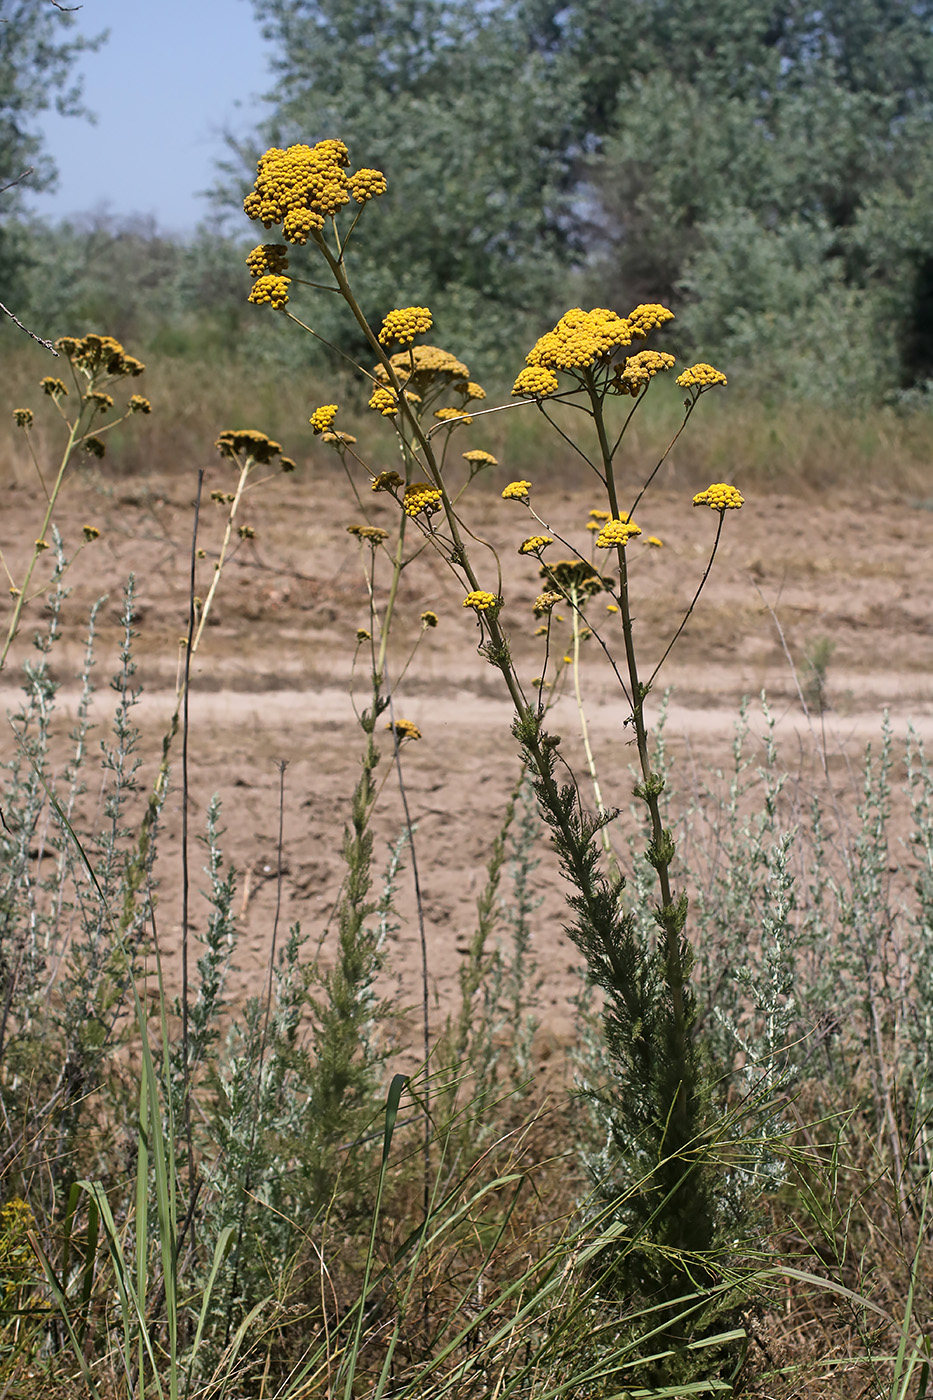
[2,463,931,1046]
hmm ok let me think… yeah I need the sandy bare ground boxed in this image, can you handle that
[2,459,931,1046]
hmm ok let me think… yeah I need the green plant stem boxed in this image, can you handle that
[570,585,616,873]
[588,374,689,1123]
[1,414,82,672]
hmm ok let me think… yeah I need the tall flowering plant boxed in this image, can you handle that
[241,138,748,1315]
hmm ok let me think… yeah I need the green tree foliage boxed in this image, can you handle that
[0,1,103,301]
[237,0,584,369]
[575,0,933,396]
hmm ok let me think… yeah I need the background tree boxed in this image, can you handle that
[0,0,104,329]
[233,0,585,369]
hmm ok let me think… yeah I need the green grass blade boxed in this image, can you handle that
[26,1229,102,1400]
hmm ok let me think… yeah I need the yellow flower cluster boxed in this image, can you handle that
[676,363,728,390]
[454,380,486,400]
[421,610,438,627]
[246,243,289,278]
[284,207,326,242]
[377,345,470,392]
[524,307,633,375]
[502,480,531,501]
[215,429,282,464]
[13,408,32,428]
[647,535,664,547]
[463,449,498,467]
[463,590,498,612]
[82,437,106,458]
[128,395,151,414]
[248,274,290,310]
[243,140,352,240]
[403,481,443,517]
[378,306,433,346]
[434,406,471,425]
[512,364,559,398]
[369,385,399,416]
[40,377,67,398]
[349,168,387,203]
[82,524,100,541]
[519,535,553,555]
[322,430,356,446]
[85,391,114,412]
[614,350,677,395]
[693,483,744,511]
[596,519,642,548]
[544,560,606,596]
[347,524,390,542]
[534,591,563,615]
[386,719,421,741]
[627,304,675,338]
[55,334,145,378]
[310,404,339,434]
[371,470,402,491]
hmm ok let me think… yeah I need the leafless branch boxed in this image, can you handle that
[0,303,59,355]
[0,168,34,196]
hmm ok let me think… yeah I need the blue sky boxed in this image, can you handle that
[26,0,275,236]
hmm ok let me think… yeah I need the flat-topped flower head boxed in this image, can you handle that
[82,524,101,541]
[519,535,553,555]
[282,207,326,244]
[371,470,402,492]
[676,363,728,391]
[243,141,351,231]
[502,480,531,501]
[463,590,499,613]
[40,377,68,398]
[627,303,675,338]
[614,350,676,395]
[369,385,399,416]
[248,274,290,309]
[523,307,633,376]
[434,406,471,426]
[246,244,289,278]
[596,518,642,548]
[421,610,438,627]
[216,429,282,464]
[378,306,433,346]
[55,333,145,378]
[463,449,498,468]
[533,590,563,616]
[403,482,443,517]
[13,408,33,428]
[349,168,387,203]
[693,482,744,511]
[454,380,486,401]
[543,560,606,596]
[382,345,471,393]
[512,364,559,398]
[309,404,339,435]
[346,524,390,542]
[85,391,114,413]
[386,719,421,741]
[128,395,151,414]
[646,535,664,547]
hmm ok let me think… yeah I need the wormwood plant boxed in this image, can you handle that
[240,139,756,1331]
